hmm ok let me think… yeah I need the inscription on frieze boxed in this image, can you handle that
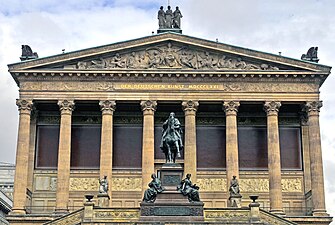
[21,81,317,93]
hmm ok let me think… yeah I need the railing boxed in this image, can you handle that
[261,206,313,216]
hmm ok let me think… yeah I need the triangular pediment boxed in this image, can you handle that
[8,32,331,73]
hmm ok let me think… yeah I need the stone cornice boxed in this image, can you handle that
[8,33,331,72]
[10,70,327,87]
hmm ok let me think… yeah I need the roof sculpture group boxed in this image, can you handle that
[158,6,183,29]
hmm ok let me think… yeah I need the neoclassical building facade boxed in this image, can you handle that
[7,32,332,224]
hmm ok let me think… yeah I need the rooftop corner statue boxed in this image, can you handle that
[160,112,183,163]
[158,5,183,30]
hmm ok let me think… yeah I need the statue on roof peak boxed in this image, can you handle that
[157,6,183,31]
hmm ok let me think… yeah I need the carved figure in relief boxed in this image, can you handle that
[90,58,107,69]
[148,51,163,68]
[77,61,87,69]
[158,6,166,29]
[126,52,137,68]
[165,6,173,28]
[160,112,183,163]
[198,52,216,68]
[143,173,164,203]
[177,174,200,202]
[235,58,247,69]
[73,43,281,71]
[173,6,183,28]
[162,43,178,67]
[108,53,125,68]
[180,51,196,68]
[99,176,108,194]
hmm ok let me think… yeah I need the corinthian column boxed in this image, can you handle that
[223,101,240,191]
[141,100,157,195]
[264,101,284,215]
[11,99,33,214]
[99,100,116,206]
[182,100,199,182]
[304,101,328,216]
[55,100,74,212]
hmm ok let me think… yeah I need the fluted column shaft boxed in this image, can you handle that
[223,101,240,191]
[264,101,284,215]
[99,100,116,206]
[304,101,328,216]
[11,99,33,214]
[141,100,157,195]
[182,101,199,182]
[55,100,75,212]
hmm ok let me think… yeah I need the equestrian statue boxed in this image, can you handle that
[160,112,183,163]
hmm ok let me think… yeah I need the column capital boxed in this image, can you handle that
[58,100,75,115]
[304,101,323,116]
[140,100,157,115]
[300,112,309,126]
[264,101,281,116]
[223,101,240,116]
[99,100,116,115]
[182,100,199,114]
[16,99,33,115]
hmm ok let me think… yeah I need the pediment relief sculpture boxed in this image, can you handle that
[73,43,280,71]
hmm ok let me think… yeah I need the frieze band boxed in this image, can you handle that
[20,81,318,93]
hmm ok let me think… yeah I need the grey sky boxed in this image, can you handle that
[0,0,334,219]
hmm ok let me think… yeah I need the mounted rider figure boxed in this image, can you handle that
[160,112,183,161]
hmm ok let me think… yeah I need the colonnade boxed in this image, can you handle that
[11,99,328,216]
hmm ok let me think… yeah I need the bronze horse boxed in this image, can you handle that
[160,112,183,163]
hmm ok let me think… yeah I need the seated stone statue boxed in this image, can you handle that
[229,175,241,196]
[143,174,164,203]
[99,175,108,194]
[229,175,242,207]
[177,174,200,202]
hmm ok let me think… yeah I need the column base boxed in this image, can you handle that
[312,209,329,217]
[270,209,285,216]
[54,208,69,215]
[9,208,26,215]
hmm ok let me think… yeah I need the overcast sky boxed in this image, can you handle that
[0,0,334,219]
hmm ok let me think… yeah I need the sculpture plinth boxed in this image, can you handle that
[157,28,182,34]
[97,193,110,207]
[159,163,183,191]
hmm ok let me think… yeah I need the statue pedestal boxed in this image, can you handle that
[157,28,182,34]
[140,191,204,222]
[159,163,183,191]
[229,194,242,208]
[97,193,110,207]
